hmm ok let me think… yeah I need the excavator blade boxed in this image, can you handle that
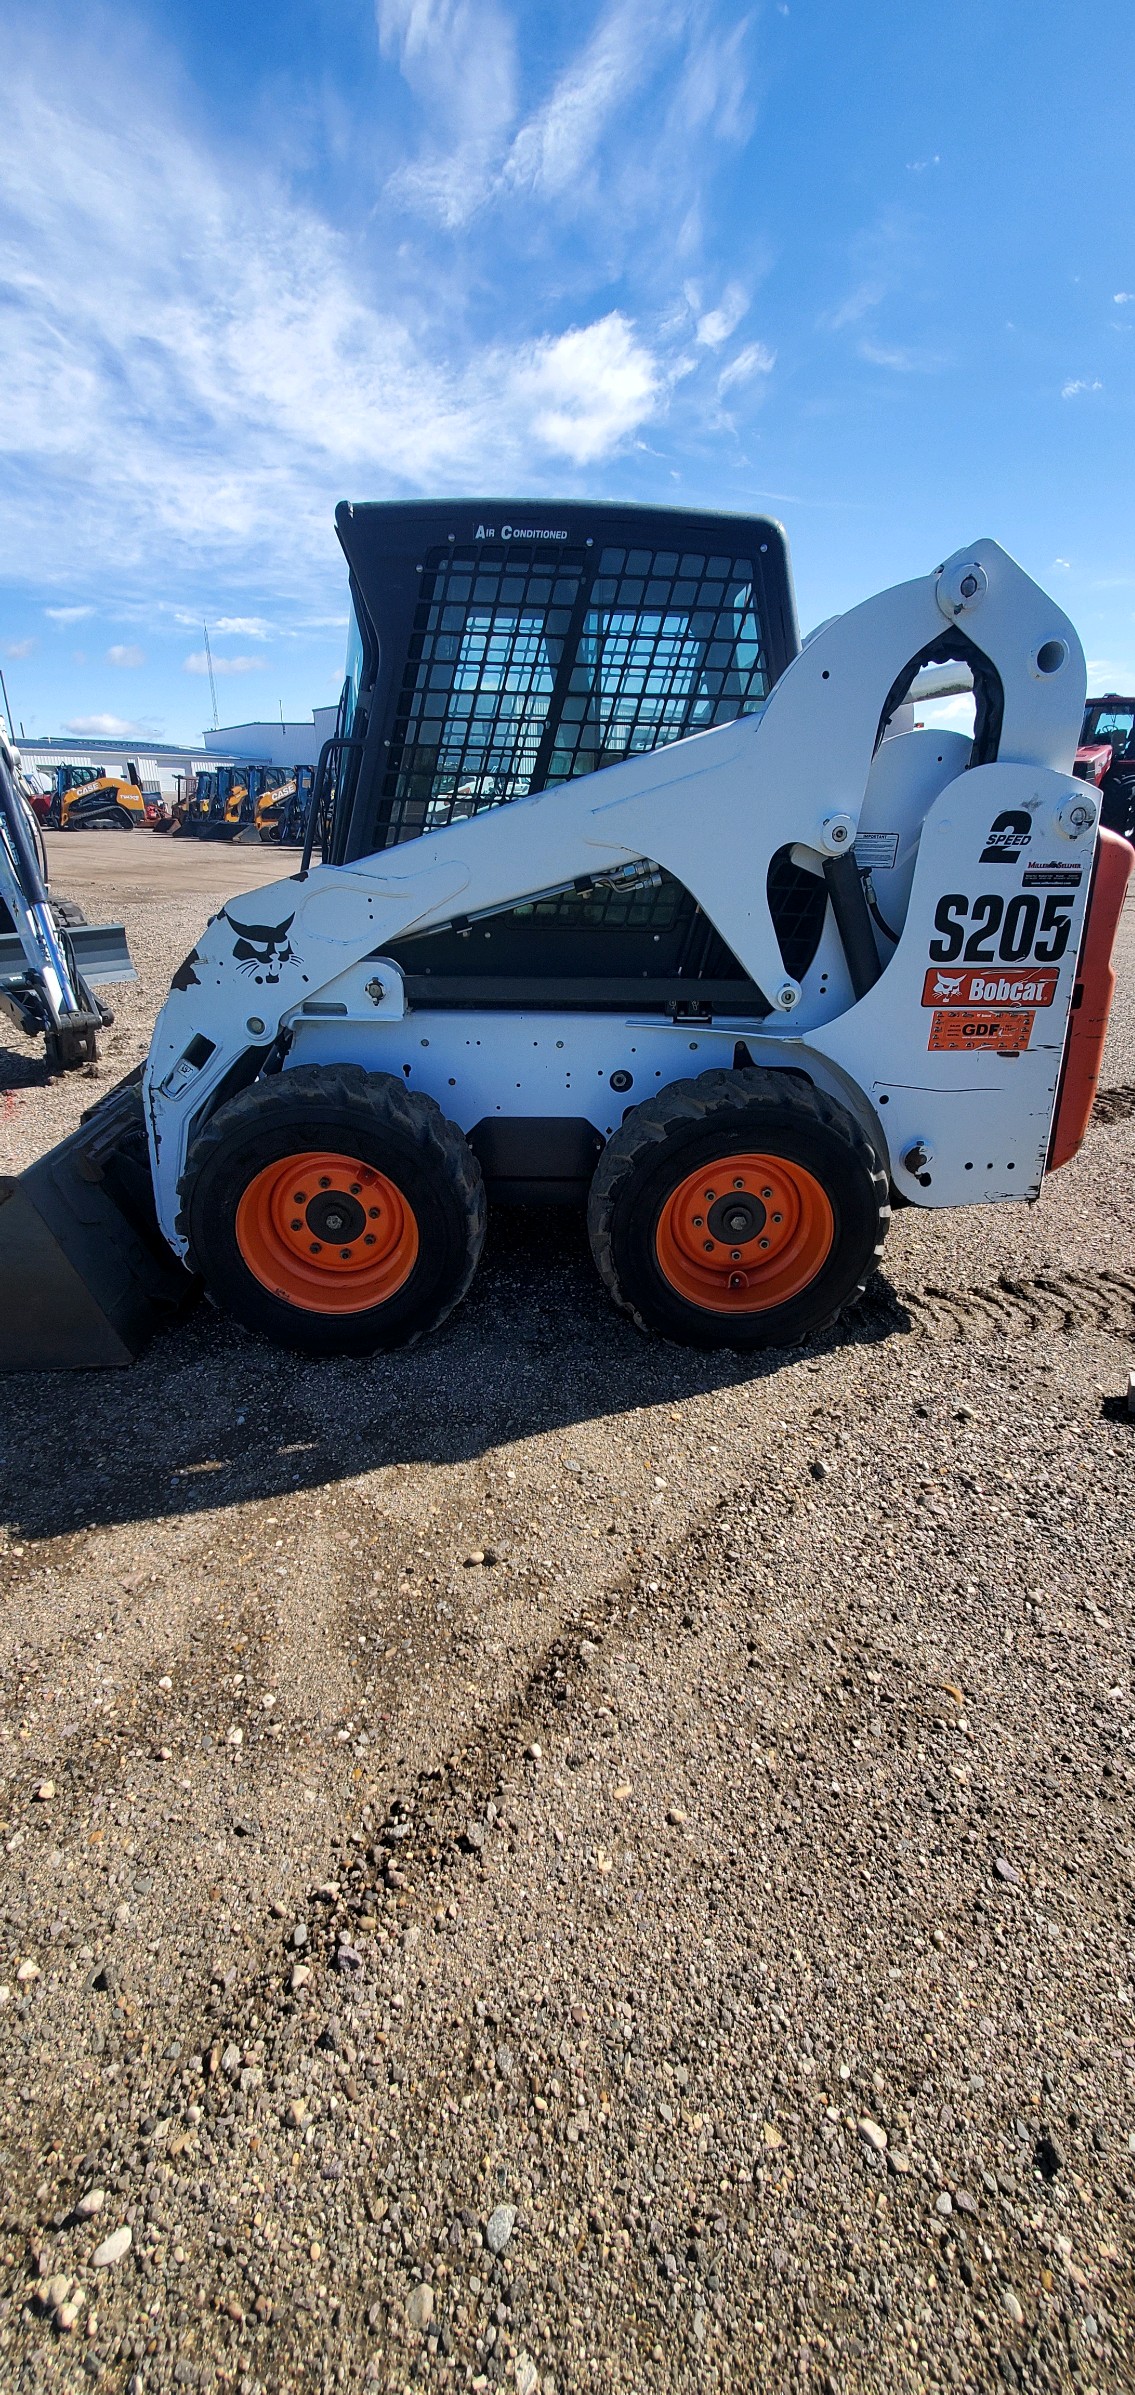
[0,1077,196,1370]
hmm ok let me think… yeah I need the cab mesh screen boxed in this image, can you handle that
[380,544,769,843]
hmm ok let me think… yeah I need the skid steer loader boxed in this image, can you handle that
[48,762,148,833]
[0,502,1129,1371]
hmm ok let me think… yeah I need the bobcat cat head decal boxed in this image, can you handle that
[223,908,300,985]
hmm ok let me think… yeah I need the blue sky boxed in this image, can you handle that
[1,0,1133,744]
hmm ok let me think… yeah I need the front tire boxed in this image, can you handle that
[180,1066,486,1355]
[587,1068,889,1349]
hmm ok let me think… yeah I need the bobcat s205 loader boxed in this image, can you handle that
[0,502,1129,1370]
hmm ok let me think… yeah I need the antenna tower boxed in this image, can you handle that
[202,622,220,731]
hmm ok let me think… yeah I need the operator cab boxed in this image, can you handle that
[325,500,810,1014]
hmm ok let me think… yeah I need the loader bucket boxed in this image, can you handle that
[0,1075,196,1370]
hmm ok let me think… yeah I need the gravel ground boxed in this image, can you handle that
[0,836,1133,2395]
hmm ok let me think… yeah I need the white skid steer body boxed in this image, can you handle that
[129,536,1127,1358]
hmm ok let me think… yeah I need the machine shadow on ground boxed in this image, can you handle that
[0,1203,911,1542]
[0,1037,58,1092]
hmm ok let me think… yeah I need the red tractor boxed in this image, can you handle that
[1075,695,1135,841]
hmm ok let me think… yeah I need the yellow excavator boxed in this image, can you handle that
[48,762,149,833]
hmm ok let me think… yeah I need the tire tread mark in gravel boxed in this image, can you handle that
[1093,1084,1135,1127]
[848,1262,1135,1343]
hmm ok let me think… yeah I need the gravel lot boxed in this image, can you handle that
[1,833,1133,2395]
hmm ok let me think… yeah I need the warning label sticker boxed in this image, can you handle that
[853,830,900,872]
[921,966,1058,1009]
[928,1009,1034,1053]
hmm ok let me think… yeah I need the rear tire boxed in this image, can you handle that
[180,1065,486,1355]
[587,1067,889,1349]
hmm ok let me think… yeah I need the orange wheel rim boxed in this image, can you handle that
[654,1150,834,1314]
[235,1150,418,1314]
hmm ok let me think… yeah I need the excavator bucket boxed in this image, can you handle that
[0,1077,195,1370]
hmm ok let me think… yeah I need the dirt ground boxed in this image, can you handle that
[0,830,1133,2395]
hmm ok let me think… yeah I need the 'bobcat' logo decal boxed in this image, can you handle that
[223,909,299,985]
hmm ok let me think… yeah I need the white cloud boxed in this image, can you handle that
[717,340,775,394]
[859,339,944,373]
[915,692,975,735]
[379,0,755,250]
[212,616,273,639]
[376,0,517,225]
[504,0,671,203]
[0,43,673,596]
[1061,377,1102,398]
[44,604,93,624]
[1114,293,1133,305]
[63,713,138,735]
[826,280,884,332]
[4,636,35,658]
[1085,655,1135,689]
[513,314,661,466]
[107,643,144,668]
[183,651,267,677]
[696,281,748,348]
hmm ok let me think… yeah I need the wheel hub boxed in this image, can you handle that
[706,1190,766,1244]
[654,1150,834,1314]
[304,1188,367,1245]
[236,1150,419,1313]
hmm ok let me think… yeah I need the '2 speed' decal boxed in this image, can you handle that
[928,890,1075,966]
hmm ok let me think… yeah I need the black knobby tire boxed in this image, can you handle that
[50,898,87,929]
[587,1067,889,1350]
[179,1065,486,1356]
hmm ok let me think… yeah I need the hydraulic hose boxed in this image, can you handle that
[822,848,882,1001]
